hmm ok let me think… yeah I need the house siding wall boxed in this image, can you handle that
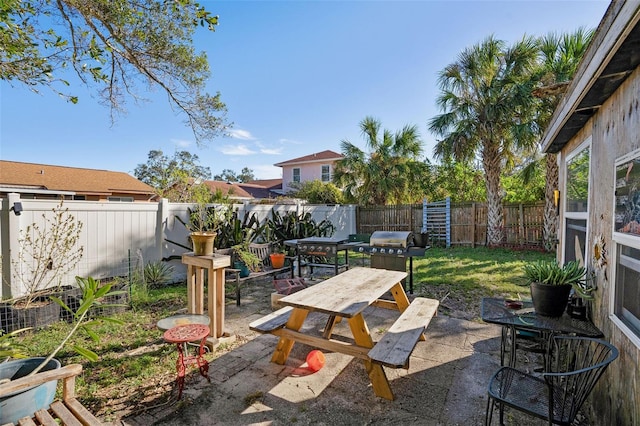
[558,66,640,425]
[280,161,338,193]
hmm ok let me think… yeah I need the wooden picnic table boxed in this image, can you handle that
[250,267,439,400]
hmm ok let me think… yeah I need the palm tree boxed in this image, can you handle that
[429,36,540,245]
[333,117,425,205]
[531,28,594,250]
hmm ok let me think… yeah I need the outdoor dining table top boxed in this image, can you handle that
[481,297,603,337]
[277,267,408,317]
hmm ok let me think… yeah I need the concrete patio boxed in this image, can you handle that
[121,275,574,426]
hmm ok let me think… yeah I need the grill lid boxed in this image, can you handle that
[369,231,413,248]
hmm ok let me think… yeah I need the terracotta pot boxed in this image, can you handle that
[530,282,572,317]
[270,253,286,269]
[190,232,216,256]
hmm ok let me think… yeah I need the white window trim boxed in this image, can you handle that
[609,147,640,348]
[321,165,331,182]
[292,168,301,183]
[561,136,592,265]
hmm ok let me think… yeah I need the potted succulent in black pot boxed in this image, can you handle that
[523,260,587,317]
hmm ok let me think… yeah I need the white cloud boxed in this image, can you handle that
[171,139,192,148]
[228,129,256,140]
[220,144,256,155]
[260,147,283,155]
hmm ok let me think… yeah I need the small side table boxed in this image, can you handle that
[163,324,211,399]
[181,252,232,348]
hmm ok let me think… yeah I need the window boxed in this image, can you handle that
[614,244,640,337]
[292,168,301,183]
[108,196,134,202]
[612,148,640,346]
[563,140,590,264]
[321,165,330,182]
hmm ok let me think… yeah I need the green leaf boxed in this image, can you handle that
[72,345,99,362]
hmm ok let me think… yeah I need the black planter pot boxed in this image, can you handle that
[15,296,61,329]
[530,282,572,317]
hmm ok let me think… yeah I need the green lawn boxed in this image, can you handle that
[15,246,553,421]
[413,246,553,319]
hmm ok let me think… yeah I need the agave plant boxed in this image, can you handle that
[523,260,587,286]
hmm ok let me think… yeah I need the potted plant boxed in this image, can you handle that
[0,276,124,425]
[269,242,286,269]
[232,241,262,277]
[523,260,587,317]
[187,203,220,256]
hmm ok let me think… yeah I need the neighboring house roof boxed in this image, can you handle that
[247,179,282,191]
[237,183,279,199]
[274,150,343,167]
[542,0,640,153]
[0,160,155,197]
[202,180,254,199]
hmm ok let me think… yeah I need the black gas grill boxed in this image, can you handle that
[351,231,428,294]
[285,237,360,277]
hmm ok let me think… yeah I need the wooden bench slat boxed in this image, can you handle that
[368,297,439,368]
[16,417,37,426]
[49,401,84,426]
[33,408,56,426]
[64,398,102,426]
[249,307,293,333]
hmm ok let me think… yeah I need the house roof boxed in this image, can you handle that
[247,179,282,190]
[202,180,254,199]
[0,160,155,196]
[542,0,640,153]
[274,150,343,167]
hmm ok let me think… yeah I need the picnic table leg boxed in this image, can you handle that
[323,315,341,339]
[348,313,394,401]
[389,282,425,341]
[271,308,309,364]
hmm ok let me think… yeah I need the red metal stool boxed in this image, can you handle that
[163,323,210,399]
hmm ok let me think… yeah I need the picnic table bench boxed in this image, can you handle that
[0,364,102,426]
[249,267,439,400]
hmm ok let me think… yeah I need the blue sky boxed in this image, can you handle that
[0,1,610,180]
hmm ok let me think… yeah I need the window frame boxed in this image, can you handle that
[610,147,640,348]
[561,137,591,265]
[292,168,301,183]
[321,165,330,182]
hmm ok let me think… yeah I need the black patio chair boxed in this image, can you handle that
[485,335,618,426]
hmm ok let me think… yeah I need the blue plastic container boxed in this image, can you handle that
[0,358,61,424]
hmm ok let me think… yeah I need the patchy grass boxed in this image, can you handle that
[13,246,553,422]
[414,246,554,319]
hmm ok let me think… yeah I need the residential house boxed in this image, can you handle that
[274,150,343,194]
[540,1,640,423]
[0,160,155,201]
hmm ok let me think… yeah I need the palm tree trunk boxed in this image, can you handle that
[543,153,559,251]
[484,150,505,246]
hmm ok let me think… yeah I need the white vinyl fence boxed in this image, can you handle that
[0,194,356,299]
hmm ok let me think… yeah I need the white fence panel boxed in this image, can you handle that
[0,196,356,299]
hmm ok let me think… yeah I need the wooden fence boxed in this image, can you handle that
[356,200,545,248]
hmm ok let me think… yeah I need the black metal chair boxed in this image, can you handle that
[485,336,618,426]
